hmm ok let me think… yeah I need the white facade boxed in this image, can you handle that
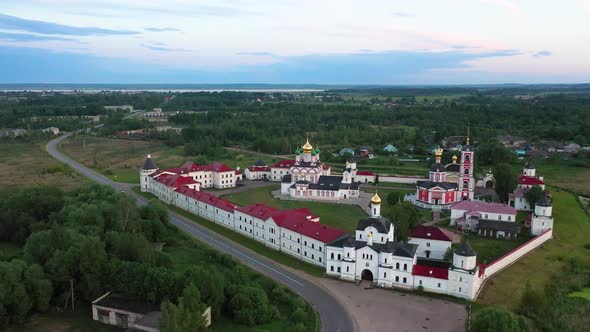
[408,238,451,260]
[531,197,554,235]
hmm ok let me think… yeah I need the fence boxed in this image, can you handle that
[380,175,427,184]
[481,229,553,279]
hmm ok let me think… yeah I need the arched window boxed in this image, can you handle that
[330,253,334,259]
[464,168,469,175]
[463,181,469,189]
[465,154,470,161]
[396,263,400,269]
[403,264,407,271]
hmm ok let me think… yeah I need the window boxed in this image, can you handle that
[464,168,469,175]
[337,254,341,260]
[346,266,349,272]
[319,257,322,263]
[508,216,511,221]
[337,267,341,273]
[403,277,407,284]
[383,272,387,278]
[312,254,314,259]
[359,234,362,239]
[347,253,350,258]
[419,280,422,285]
[304,241,307,246]
[319,247,322,252]
[459,287,462,292]
[312,243,315,249]
[426,242,431,247]
[297,248,300,253]
[304,251,307,256]
[330,266,334,272]
[396,263,400,269]
[331,253,334,259]
[384,258,388,264]
[297,238,300,243]
[403,264,407,271]
[459,277,462,282]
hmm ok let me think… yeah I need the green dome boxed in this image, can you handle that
[311,150,317,156]
[295,148,301,155]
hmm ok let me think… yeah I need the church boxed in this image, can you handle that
[409,132,475,209]
[280,137,361,200]
[326,192,484,299]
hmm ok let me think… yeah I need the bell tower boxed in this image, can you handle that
[459,126,475,200]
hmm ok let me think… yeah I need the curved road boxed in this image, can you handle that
[47,134,355,332]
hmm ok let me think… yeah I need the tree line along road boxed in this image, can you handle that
[46,133,356,332]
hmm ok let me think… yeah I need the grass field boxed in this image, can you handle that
[477,189,590,309]
[60,136,283,183]
[465,233,531,264]
[535,160,590,196]
[0,142,85,189]
[221,184,367,233]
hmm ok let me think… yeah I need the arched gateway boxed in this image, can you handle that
[361,269,374,281]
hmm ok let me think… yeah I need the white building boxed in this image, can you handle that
[408,226,453,259]
[244,160,271,180]
[270,160,295,181]
[450,200,517,231]
[509,161,547,211]
[140,155,238,192]
[531,194,554,235]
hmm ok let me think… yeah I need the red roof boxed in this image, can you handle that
[412,264,448,280]
[235,170,242,175]
[179,161,235,173]
[518,175,545,186]
[247,166,271,172]
[174,186,236,212]
[153,173,198,188]
[410,226,452,242]
[272,209,345,243]
[322,164,331,170]
[235,203,280,220]
[356,171,375,176]
[271,159,296,168]
[450,200,516,215]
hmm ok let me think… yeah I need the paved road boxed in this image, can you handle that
[47,134,356,332]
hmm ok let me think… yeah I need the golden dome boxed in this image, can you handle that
[371,192,381,205]
[302,138,314,153]
[435,146,443,157]
[452,154,458,163]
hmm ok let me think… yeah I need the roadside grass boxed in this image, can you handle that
[133,187,325,278]
[60,136,282,184]
[0,141,85,189]
[568,288,590,301]
[221,185,366,233]
[477,190,590,310]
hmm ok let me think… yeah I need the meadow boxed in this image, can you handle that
[0,141,85,189]
[59,136,282,183]
[477,190,590,309]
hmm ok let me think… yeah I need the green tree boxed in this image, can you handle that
[443,247,454,262]
[476,142,514,166]
[471,307,529,332]
[386,191,402,206]
[386,202,418,241]
[160,283,207,332]
[525,185,544,208]
[494,163,517,202]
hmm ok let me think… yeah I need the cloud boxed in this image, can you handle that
[533,50,552,57]
[392,11,413,18]
[0,13,138,36]
[144,27,180,32]
[140,43,190,52]
[0,32,74,42]
[0,46,524,84]
[236,52,275,56]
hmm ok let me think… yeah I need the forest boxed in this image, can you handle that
[0,185,314,331]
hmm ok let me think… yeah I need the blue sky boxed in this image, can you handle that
[0,0,588,84]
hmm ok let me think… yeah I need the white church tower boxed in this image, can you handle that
[140,154,159,192]
[523,160,536,177]
[448,240,481,300]
[531,194,554,235]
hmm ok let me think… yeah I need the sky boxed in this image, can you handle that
[0,0,589,84]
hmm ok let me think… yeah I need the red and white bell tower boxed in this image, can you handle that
[459,127,475,200]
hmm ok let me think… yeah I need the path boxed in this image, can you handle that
[223,146,292,159]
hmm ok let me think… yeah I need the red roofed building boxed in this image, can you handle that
[270,159,296,181]
[508,161,547,211]
[149,172,199,203]
[408,226,453,259]
[244,160,271,180]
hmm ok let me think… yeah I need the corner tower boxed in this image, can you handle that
[140,154,158,192]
